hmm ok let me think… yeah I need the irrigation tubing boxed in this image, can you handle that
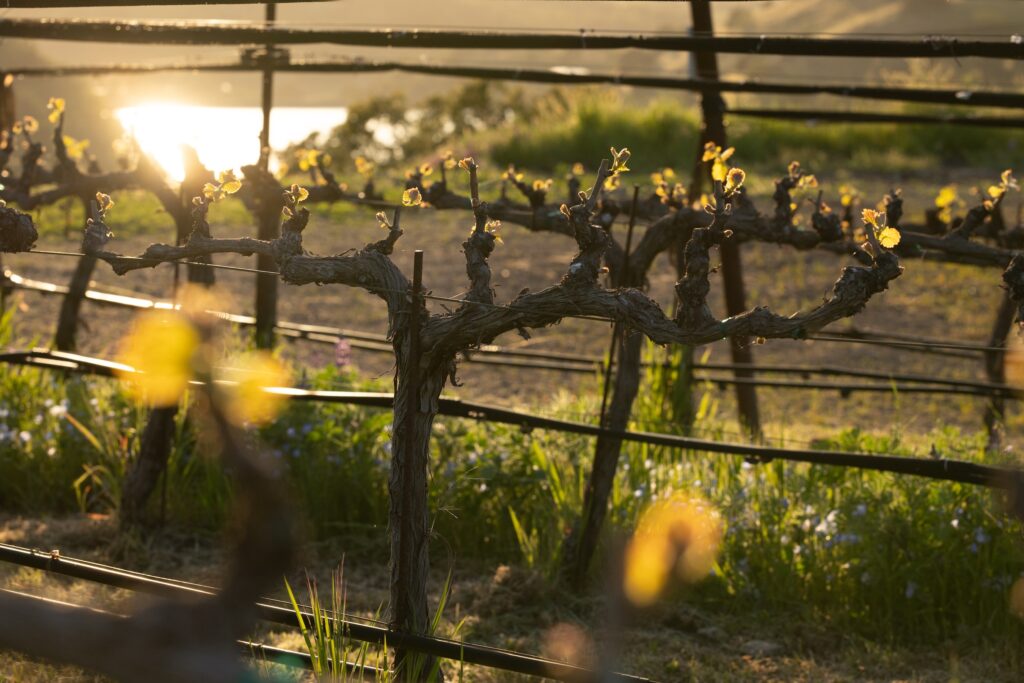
[9,58,1024,110]
[0,589,352,675]
[0,544,653,683]
[1,18,1021,59]
[4,270,1014,397]
[0,348,1019,489]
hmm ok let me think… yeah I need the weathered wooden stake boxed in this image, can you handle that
[392,248,441,681]
[55,199,98,351]
[0,74,13,309]
[254,1,278,349]
[689,0,761,436]
[984,291,1015,447]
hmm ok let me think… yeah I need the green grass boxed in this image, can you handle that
[487,94,1024,176]
[18,188,257,242]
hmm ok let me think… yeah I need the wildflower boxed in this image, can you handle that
[334,336,352,369]
[905,581,918,599]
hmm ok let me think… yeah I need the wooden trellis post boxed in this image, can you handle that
[254,1,278,349]
[0,73,13,310]
[984,291,1015,446]
[688,0,761,436]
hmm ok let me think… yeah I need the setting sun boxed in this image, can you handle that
[115,103,347,181]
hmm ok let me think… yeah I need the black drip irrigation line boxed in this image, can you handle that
[0,544,653,683]
[809,334,1006,354]
[8,58,1024,110]
[694,375,1018,398]
[0,348,1019,489]
[0,588,354,676]
[5,270,1015,397]
[1,18,1021,59]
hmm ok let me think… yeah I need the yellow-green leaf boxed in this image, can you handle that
[878,226,901,248]
[711,159,728,183]
[402,187,422,207]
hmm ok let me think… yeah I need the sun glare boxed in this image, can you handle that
[115,103,347,182]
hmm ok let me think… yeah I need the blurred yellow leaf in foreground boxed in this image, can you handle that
[116,311,199,407]
[216,352,290,426]
[623,493,723,607]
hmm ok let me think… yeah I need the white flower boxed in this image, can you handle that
[49,405,67,418]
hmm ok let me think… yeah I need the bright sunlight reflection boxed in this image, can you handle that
[115,104,348,181]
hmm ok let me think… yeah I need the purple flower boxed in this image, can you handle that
[335,336,352,368]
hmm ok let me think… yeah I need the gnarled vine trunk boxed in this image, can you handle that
[55,196,97,352]
[388,343,449,680]
[561,331,643,584]
[120,405,177,527]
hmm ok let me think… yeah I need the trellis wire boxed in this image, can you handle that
[8,58,1024,110]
